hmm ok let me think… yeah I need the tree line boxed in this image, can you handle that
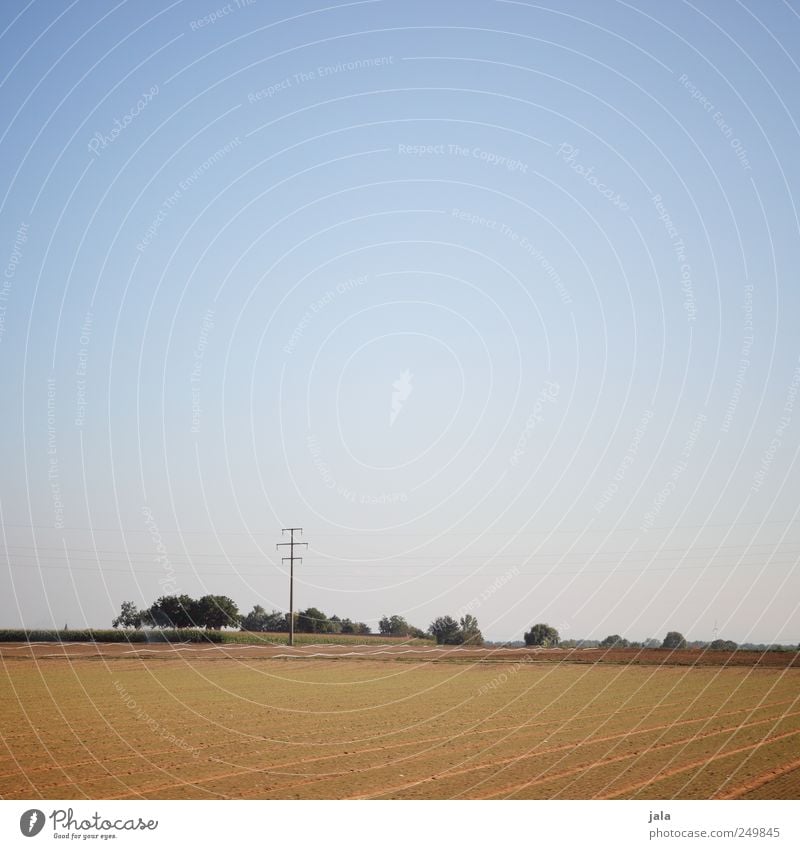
[523,624,740,650]
[112,597,372,634]
[113,596,239,630]
[112,599,742,650]
[111,598,484,644]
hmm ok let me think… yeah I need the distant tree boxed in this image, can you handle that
[708,639,738,651]
[392,615,411,636]
[240,605,286,632]
[328,615,343,634]
[429,615,462,645]
[662,631,687,650]
[337,619,371,635]
[524,623,560,647]
[240,604,266,631]
[459,614,484,646]
[196,595,240,630]
[176,594,201,627]
[265,610,288,632]
[409,626,428,639]
[146,604,171,628]
[149,595,198,628]
[643,638,661,649]
[379,614,411,637]
[112,601,143,629]
[296,607,328,634]
[600,634,629,649]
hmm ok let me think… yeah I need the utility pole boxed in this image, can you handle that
[277,527,307,647]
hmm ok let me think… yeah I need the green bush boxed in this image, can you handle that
[0,629,435,646]
[220,631,435,646]
[0,628,224,643]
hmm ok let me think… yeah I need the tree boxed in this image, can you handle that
[195,595,240,630]
[175,594,201,627]
[600,634,629,648]
[643,638,661,649]
[241,604,267,631]
[524,623,560,647]
[429,615,462,645]
[459,614,484,646]
[112,601,143,629]
[146,603,172,628]
[662,631,687,650]
[709,639,738,651]
[379,614,411,637]
[296,607,329,634]
[240,605,286,632]
[337,619,371,635]
[149,595,199,628]
[409,626,427,639]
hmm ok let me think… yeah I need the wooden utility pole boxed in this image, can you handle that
[277,527,307,647]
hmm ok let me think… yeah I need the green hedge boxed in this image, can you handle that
[0,629,435,646]
[224,631,435,645]
[0,629,224,643]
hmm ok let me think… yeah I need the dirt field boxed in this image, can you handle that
[1,647,798,799]
[1,641,797,666]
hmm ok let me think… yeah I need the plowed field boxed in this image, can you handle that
[1,649,798,799]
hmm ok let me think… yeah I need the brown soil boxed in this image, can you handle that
[1,642,797,666]
[2,656,797,799]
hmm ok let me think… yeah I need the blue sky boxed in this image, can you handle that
[1,0,799,642]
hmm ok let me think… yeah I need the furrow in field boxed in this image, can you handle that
[733,766,800,799]
[434,712,800,800]
[3,661,798,800]
[109,698,680,800]
[595,727,800,799]
[21,687,706,797]
[321,704,800,799]
[470,729,800,801]
[715,757,800,799]
[32,683,799,798]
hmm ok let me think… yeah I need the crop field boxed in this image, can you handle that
[1,649,798,800]
[0,629,436,646]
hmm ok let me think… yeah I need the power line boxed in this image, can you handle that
[4,541,800,559]
[3,558,797,577]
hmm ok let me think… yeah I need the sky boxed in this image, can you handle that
[1,0,799,643]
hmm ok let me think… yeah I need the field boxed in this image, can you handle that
[1,644,798,800]
[0,629,436,646]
